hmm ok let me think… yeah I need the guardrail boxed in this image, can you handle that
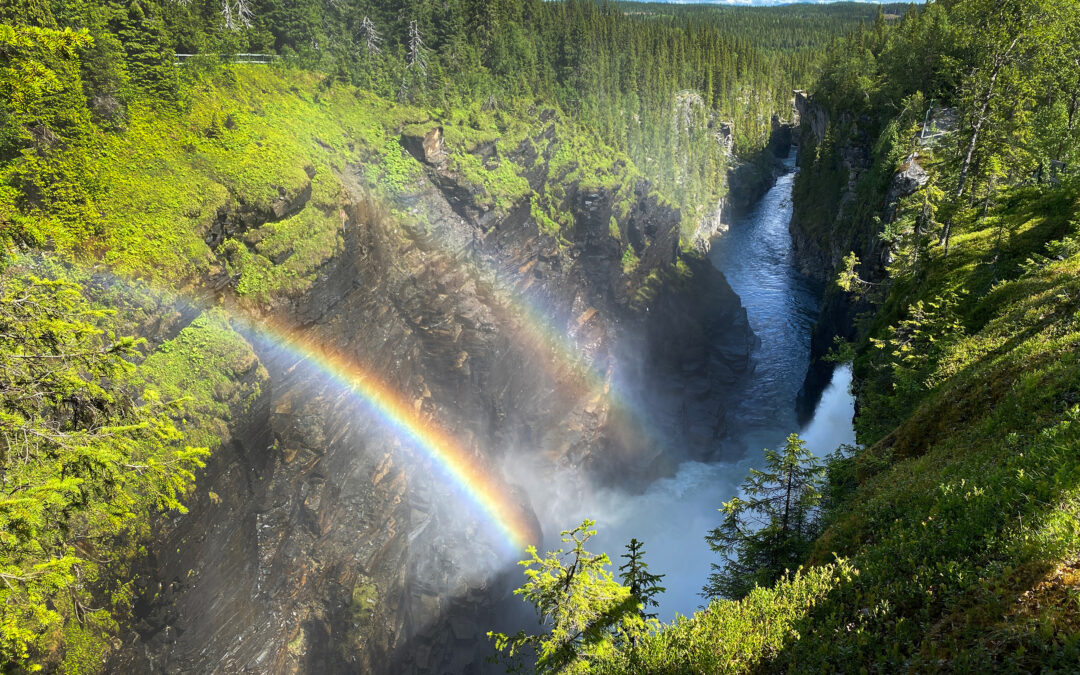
[174,53,280,65]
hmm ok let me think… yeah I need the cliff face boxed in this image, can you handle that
[789,92,882,418]
[790,91,878,283]
[691,118,793,253]
[788,94,950,420]
[113,117,755,673]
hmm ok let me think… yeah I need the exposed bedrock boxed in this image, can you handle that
[789,93,945,421]
[115,121,755,673]
[789,93,878,419]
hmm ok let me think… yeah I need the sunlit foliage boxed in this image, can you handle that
[0,267,207,670]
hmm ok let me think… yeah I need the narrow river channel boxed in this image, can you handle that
[552,152,857,621]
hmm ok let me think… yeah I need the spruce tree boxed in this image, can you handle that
[617,538,665,621]
[0,270,209,668]
[489,520,640,674]
[702,433,824,600]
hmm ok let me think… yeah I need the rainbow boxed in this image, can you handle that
[455,258,650,434]
[33,229,662,554]
[19,258,540,555]
[228,315,539,554]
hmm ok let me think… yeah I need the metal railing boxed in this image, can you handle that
[174,53,280,65]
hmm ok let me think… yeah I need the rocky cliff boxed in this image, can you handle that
[790,91,879,283]
[789,93,952,420]
[690,116,794,253]
[111,115,755,673]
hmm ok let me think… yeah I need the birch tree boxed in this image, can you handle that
[940,0,1069,252]
[951,0,1063,201]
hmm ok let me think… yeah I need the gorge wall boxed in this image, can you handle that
[788,91,948,419]
[691,114,794,253]
[789,92,891,417]
[111,117,758,673]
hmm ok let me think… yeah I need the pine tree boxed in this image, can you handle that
[114,0,180,101]
[702,433,824,600]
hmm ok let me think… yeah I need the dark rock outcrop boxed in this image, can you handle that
[401,126,448,168]
[789,95,948,422]
[886,159,929,213]
[794,90,827,150]
[788,92,879,419]
[204,174,314,250]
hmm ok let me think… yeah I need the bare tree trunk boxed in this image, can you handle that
[1070,86,1080,133]
[956,86,993,201]
[956,36,1019,201]
[1061,68,1080,160]
[781,469,793,536]
[946,41,1014,257]
[982,172,996,218]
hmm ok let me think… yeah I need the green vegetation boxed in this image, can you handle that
[0,1,839,666]
[488,521,646,674]
[3,0,872,272]
[701,433,824,602]
[11,0,1046,671]
[498,1,1080,672]
[0,267,209,670]
[139,310,267,448]
[619,245,639,275]
[598,561,858,674]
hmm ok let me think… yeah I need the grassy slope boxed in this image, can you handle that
[84,67,421,299]
[588,182,1080,673]
[89,64,1077,671]
[42,64,660,303]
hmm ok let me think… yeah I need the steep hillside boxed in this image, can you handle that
[2,54,765,670]
[11,1,1058,673]
[0,0,815,664]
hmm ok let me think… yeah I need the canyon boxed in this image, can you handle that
[109,117,800,672]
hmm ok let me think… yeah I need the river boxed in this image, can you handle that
[533,152,857,621]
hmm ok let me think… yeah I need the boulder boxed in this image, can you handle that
[400,126,447,167]
[887,159,929,205]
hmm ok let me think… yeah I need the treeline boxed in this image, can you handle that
[794,0,1080,440]
[796,0,1080,268]
[619,2,914,52]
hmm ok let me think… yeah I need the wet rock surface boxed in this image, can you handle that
[113,121,755,673]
